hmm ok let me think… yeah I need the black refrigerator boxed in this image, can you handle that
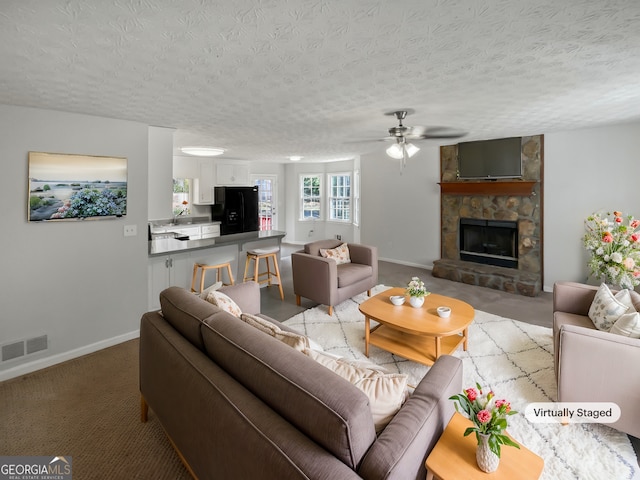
[211,186,259,235]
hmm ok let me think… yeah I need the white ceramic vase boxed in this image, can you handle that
[409,296,424,308]
[476,433,500,473]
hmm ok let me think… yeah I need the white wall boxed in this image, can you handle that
[148,126,175,220]
[544,122,640,290]
[0,105,149,380]
[361,145,441,268]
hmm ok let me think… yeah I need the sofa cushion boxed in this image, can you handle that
[320,243,351,265]
[240,313,310,351]
[337,263,373,288]
[588,283,634,331]
[304,349,409,434]
[159,286,218,350]
[304,239,343,256]
[201,316,377,469]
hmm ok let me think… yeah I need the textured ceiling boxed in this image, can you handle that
[1,0,640,162]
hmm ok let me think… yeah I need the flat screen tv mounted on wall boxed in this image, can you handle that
[457,137,522,179]
[28,151,128,222]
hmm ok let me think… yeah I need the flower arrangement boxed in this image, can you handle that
[449,383,520,457]
[406,276,429,298]
[583,210,640,289]
[173,200,190,217]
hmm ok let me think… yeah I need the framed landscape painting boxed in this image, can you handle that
[28,152,128,222]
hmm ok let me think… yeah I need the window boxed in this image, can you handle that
[172,178,191,217]
[300,175,321,220]
[328,173,351,222]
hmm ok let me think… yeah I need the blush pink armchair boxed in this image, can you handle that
[292,240,378,316]
[553,281,640,438]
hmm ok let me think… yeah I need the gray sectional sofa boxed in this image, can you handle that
[140,282,462,480]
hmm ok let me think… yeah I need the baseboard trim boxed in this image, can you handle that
[379,257,433,270]
[0,330,140,382]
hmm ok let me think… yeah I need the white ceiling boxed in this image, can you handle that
[2,0,640,163]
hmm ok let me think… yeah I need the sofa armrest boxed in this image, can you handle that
[558,323,640,437]
[358,355,463,480]
[219,281,261,315]
[291,252,338,305]
[348,244,376,266]
[553,281,599,316]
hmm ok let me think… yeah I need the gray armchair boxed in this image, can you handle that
[553,281,640,438]
[292,239,378,315]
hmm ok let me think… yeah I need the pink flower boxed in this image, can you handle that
[615,217,623,223]
[495,399,511,413]
[631,233,640,243]
[465,388,479,402]
[602,233,614,243]
[477,410,492,424]
[634,271,640,278]
[631,220,640,229]
[623,258,636,270]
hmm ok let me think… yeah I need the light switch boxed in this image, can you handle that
[123,225,137,237]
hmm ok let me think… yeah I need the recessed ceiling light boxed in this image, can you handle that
[289,155,303,161]
[181,147,225,157]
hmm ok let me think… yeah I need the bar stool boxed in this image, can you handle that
[243,247,284,300]
[191,262,234,294]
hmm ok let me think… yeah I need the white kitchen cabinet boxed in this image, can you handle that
[216,162,250,186]
[193,160,215,204]
[148,252,193,310]
[201,224,220,239]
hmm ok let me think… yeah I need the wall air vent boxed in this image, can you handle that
[26,335,48,355]
[2,342,24,362]
[1,335,48,362]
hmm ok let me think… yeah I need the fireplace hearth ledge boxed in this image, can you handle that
[432,258,541,297]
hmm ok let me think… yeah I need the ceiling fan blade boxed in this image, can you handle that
[412,126,468,139]
[344,136,395,144]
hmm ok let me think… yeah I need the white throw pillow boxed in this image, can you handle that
[240,313,310,352]
[588,284,631,331]
[319,243,351,265]
[199,281,223,300]
[609,312,640,338]
[303,348,408,433]
[205,290,243,318]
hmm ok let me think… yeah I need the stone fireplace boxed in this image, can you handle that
[459,218,518,269]
[432,135,543,296]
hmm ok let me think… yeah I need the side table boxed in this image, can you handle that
[425,413,544,480]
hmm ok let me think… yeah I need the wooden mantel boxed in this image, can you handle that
[438,180,537,196]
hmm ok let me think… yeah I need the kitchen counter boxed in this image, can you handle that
[148,230,286,257]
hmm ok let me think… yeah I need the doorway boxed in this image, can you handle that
[251,175,277,231]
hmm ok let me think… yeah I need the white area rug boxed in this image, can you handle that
[283,285,640,480]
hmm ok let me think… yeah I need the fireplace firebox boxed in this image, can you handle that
[459,218,518,269]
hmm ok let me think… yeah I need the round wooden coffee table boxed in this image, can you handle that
[359,287,474,366]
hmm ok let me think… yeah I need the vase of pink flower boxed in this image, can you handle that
[449,383,520,473]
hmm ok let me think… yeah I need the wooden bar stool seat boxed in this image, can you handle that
[191,262,234,294]
[243,247,284,300]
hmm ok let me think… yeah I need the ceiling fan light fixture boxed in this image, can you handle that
[405,143,420,158]
[386,142,419,159]
[386,143,404,159]
[181,146,225,157]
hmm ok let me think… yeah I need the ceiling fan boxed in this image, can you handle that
[381,109,466,172]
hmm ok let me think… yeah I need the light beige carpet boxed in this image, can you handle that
[0,339,189,479]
